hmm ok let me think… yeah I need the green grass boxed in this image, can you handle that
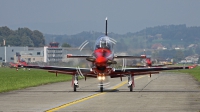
[0,67,72,93]
[167,66,200,82]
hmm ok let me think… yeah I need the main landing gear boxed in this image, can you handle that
[128,74,134,92]
[98,75,105,92]
[73,74,79,92]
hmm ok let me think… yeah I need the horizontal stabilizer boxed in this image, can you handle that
[114,55,146,59]
[67,54,90,58]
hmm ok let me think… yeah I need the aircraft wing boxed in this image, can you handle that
[67,54,146,59]
[114,55,146,59]
[24,65,91,72]
[130,64,166,67]
[151,64,166,67]
[109,64,197,78]
[114,65,196,73]
[22,64,196,78]
[22,65,92,76]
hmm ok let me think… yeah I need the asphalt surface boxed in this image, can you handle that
[0,72,200,112]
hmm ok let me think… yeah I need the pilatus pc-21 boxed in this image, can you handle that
[131,56,166,68]
[23,18,196,92]
[10,54,28,70]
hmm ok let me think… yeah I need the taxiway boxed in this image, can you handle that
[0,72,200,111]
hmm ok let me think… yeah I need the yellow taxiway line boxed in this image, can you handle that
[46,76,145,112]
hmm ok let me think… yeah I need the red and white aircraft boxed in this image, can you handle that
[23,18,196,92]
[131,57,166,68]
[10,55,28,70]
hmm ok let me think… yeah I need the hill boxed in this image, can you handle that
[44,24,200,53]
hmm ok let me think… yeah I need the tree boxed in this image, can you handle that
[198,56,200,64]
[31,30,45,47]
[174,50,184,62]
[0,27,45,47]
[0,26,14,36]
[21,35,34,47]
[62,43,71,47]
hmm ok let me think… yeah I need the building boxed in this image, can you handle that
[45,42,63,62]
[0,46,28,63]
[0,42,91,64]
[16,48,44,63]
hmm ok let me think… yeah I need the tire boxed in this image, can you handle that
[74,84,77,92]
[130,84,133,92]
[100,85,103,92]
[100,81,103,92]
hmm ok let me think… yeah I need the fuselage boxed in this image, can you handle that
[145,58,152,67]
[10,61,27,68]
[92,36,115,73]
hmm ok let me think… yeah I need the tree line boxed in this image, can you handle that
[0,26,45,47]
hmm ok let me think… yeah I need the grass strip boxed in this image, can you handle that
[0,67,72,93]
[167,66,200,82]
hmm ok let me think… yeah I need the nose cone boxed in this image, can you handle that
[146,58,152,66]
[96,56,107,63]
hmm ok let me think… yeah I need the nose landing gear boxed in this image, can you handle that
[98,75,105,92]
[100,81,103,92]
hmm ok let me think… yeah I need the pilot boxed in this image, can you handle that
[101,42,110,49]
[96,45,100,49]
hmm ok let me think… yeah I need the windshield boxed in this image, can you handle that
[94,36,113,50]
[20,58,26,62]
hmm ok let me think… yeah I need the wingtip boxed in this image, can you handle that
[140,55,146,58]
[67,54,72,58]
[189,64,197,69]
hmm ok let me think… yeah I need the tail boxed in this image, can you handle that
[143,49,152,67]
[105,17,108,36]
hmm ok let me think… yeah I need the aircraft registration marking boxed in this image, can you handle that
[46,76,145,112]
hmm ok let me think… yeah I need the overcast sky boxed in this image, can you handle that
[0,0,200,35]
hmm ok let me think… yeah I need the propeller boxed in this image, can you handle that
[121,58,127,72]
[78,40,89,51]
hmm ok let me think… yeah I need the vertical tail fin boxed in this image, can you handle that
[105,17,108,36]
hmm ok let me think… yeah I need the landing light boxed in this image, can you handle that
[98,76,101,80]
[102,76,105,80]
[98,76,105,80]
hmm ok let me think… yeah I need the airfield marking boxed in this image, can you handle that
[45,76,146,112]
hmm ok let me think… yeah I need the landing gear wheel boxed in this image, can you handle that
[74,84,77,92]
[73,74,78,92]
[129,84,133,92]
[100,81,103,92]
[100,85,103,92]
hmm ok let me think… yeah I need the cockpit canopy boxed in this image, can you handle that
[20,58,26,62]
[94,36,114,50]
